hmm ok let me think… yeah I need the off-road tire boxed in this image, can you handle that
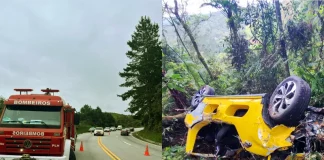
[69,148,76,160]
[268,76,311,126]
[191,85,215,108]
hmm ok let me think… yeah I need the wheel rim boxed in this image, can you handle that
[270,81,297,116]
[192,86,207,106]
[192,94,203,106]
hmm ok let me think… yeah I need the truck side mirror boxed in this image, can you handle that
[74,114,80,125]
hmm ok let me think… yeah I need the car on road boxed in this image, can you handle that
[129,127,134,132]
[94,127,104,136]
[89,127,95,132]
[110,126,116,131]
[120,128,129,136]
[117,125,122,130]
[104,127,110,132]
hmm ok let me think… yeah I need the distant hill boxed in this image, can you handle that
[163,11,229,57]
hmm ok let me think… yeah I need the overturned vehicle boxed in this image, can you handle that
[185,76,324,159]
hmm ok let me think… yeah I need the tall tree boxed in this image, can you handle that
[118,16,162,131]
[275,0,290,77]
[0,97,4,113]
[164,0,216,81]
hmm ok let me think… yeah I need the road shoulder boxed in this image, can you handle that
[131,131,162,147]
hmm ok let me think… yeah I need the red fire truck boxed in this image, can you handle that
[0,88,79,160]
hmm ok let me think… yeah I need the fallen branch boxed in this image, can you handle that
[162,112,186,121]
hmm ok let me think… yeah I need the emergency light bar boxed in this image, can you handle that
[14,89,33,95]
[41,88,59,96]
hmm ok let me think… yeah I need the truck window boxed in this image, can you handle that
[0,105,61,129]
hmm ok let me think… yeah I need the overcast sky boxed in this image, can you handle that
[0,0,162,114]
[163,0,264,15]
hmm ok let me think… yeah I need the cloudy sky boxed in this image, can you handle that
[0,0,162,114]
[163,0,265,15]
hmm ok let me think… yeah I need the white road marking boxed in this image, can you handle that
[123,141,131,145]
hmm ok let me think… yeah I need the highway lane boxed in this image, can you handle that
[74,128,162,160]
[74,132,113,160]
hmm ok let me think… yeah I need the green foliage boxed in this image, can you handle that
[79,104,116,127]
[78,104,141,128]
[162,145,187,160]
[163,69,188,93]
[0,97,4,113]
[76,123,91,135]
[118,16,161,132]
[284,1,324,106]
[109,112,141,127]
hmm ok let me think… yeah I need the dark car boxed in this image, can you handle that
[129,127,134,132]
[120,129,129,136]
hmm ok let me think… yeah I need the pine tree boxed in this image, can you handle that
[118,16,162,132]
[0,97,4,113]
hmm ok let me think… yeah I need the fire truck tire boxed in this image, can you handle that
[268,75,311,126]
[69,148,76,160]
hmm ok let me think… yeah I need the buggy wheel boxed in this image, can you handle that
[191,85,215,108]
[268,76,311,126]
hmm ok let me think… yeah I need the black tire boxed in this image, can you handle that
[191,85,215,108]
[69,148,76,160]
[268,76,311,126]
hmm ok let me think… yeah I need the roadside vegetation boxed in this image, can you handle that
[75,104,142,135]
[117,16,162,143]
[0,97,4,112]
[132,129,162,145]
[162,0,324,159]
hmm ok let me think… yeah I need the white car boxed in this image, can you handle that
[110,127,116,131]
[104,127,110,132]
[117,125,122,130]
[94,127,104,136]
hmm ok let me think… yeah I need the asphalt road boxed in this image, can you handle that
[74,128,162,160]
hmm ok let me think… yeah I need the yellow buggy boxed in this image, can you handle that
[185,76,323,159]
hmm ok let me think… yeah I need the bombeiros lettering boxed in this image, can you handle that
[13,100,50,106]
[12,131,45,136]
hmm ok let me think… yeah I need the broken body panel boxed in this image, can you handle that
[185,94,295,157]
[0,89,79,160]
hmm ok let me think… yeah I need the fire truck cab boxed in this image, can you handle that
[0,88,80,160]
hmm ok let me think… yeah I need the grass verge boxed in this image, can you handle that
[76,124,91,135]
[132,129,162,145]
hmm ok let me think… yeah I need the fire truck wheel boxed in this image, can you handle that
[69,148,76,160]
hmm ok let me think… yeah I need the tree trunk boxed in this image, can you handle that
[275,0,290,77]
[173,0,215,81]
